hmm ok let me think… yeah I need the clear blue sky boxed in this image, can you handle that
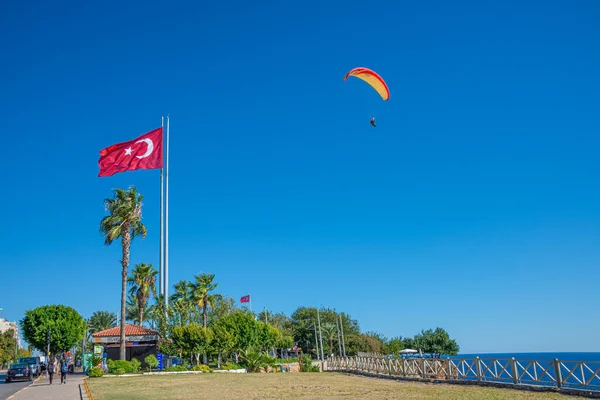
[1,0,599,354]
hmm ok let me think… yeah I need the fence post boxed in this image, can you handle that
[511,357,519,384]
[387,357,392,376]
[475,356,482,382]
[553,358,562,389]
[421,357,426,378]
[446,357,452,380]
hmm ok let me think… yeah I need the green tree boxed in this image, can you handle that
[345,333,383,356]
[127,263,158,326]
[87,311,117,334]
[207,295,236,324]
[211,321,235,368]
[145,354,158,371]
[218,310,261,360]
[386,336,405,357]
[191,273,220,329]
[100,186,147,360]
[413,327,459,358]
[21,305,86,354]
[321,323,338,356]
[126,293,151,325]
[169,280,195,326]
[0,329,17,367]
[171,324,213,365]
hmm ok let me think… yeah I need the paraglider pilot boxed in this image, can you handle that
[370,117,377,127]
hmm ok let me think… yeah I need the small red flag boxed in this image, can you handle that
[98,128,163,177]
[240,295,250,303]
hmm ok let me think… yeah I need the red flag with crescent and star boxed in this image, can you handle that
[98,127,163,177]
[240,295,250,303]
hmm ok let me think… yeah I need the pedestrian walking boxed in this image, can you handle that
[60,358,68,384]
[47,357,55,384]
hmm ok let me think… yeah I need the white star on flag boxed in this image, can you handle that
[124,147,133,156]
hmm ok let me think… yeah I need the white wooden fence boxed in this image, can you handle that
[327,355,600,393]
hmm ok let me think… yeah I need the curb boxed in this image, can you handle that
[5,374,44,400]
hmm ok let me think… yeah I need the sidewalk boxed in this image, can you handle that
[9,372,85,400]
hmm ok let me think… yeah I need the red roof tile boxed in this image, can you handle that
[91,324,159,337]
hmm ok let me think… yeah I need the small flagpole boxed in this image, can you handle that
[164,115,170,311]
[160,117,164,302]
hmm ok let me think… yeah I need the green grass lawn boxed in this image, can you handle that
[87,372,573,400]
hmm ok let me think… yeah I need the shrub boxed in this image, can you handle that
[108,360,133,374]
[130,358,141,373]
[191,364,212,373]
[113,367,126,375]
[164,365,188,372]
[220,363,242,370]
[90,356,103,368]
[145,354,159,371]
[89,367,104,377]
[299,354,320,372]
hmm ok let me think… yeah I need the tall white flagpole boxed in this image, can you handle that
[160,117,164,301]
[164,115,170,310]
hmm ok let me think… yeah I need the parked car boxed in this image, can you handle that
[17,357,41,376]
[5,363,34,383]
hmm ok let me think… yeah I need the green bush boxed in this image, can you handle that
[90,356,103,369]
[145,354,159,371]
[113,367,126,375]
[220,363,242,370]
[130,358,141,373]
[299,354,320,372]
[164,365,188,372]
[191,364,212,373]
[89,367,104,377]
[108,360,133,374]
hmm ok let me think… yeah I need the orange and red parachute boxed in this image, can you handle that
[344,67,390,101]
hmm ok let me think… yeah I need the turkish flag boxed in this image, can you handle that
[98,128,163,177]
[240,295,250,303]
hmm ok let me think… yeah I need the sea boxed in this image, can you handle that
[455,352,600,363]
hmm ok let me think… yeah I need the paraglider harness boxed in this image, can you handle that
[370,117,377,127]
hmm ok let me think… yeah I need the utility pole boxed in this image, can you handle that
[335,317,343,357]
[313,323,320,360]
[339,313,346,357]
[317,308,325,361]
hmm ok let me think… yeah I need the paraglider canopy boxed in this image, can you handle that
[344,67,390,101]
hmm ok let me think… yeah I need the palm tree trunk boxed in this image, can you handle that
[138,296,145,327]
[202,303,207,328]
[120,224,131,361]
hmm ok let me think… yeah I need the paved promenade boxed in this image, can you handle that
[8,372,86,400]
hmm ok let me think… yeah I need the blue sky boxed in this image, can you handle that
[1,0,599,353]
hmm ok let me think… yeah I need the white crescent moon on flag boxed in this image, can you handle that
[135,139,154,159]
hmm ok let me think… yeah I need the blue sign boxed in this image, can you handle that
[157,353,163,370]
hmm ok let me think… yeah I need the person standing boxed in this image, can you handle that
[60,358,68,384]
[47,357,55,384]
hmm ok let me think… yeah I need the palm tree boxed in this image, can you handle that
[321,323,337,356]
[170,280,194,326]
[127,263,157,326]
[100,186,147,360]
[87,311,117,334]
[191,273,220,329]
[126,293,151,325]
[191,273,221,365]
